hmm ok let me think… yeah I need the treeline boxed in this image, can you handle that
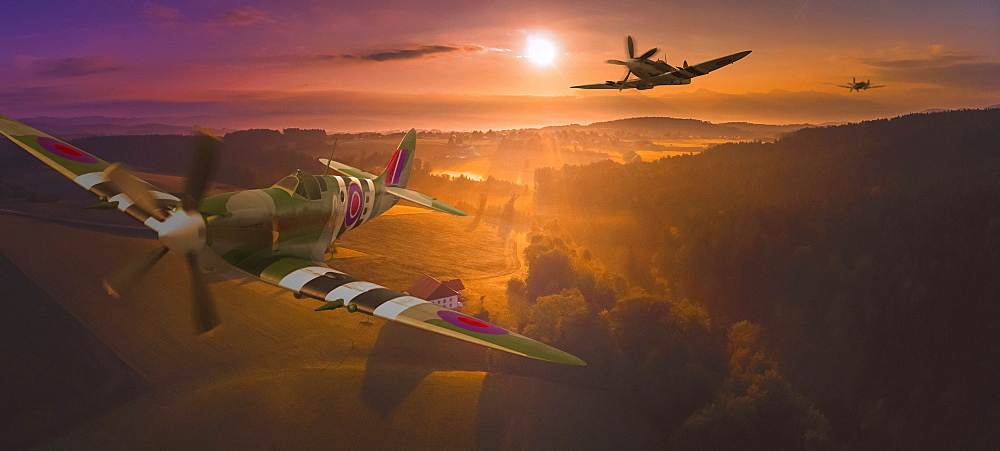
[493,226,833,449]
[585,116,765,139]
[528,109,1000,448]
[61,129,521,205]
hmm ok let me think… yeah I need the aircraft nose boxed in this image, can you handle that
[156,209,207,255]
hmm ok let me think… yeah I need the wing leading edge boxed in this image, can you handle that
[245,255,586,365]
[570,82,634,90]
[317,159,377,179]
[648,50,752,84]
[0,115,180,226]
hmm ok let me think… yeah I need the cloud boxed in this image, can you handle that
[21,55,124,78]
[860,52,977,69]
[253,45,497,65]
[341,45,489,62]
[858,49,1000,91]
[141,5,179,21]
[216,7,274,26]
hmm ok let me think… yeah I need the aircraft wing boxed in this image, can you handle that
[868,85,886,89]
[238,254,586,365]
[317,158,377,179]
[570,82,634,89]
[384,186,466,216]
[649,50,752,84]
[0,115,180,226]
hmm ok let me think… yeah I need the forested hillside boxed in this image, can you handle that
[521,109,999,448]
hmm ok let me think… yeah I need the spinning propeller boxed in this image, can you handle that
[605,35,658,90]
[102,131,222,334]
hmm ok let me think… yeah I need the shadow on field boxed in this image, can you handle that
[361,322,488,417]
[473,356,664,449]
[0,252,149,450]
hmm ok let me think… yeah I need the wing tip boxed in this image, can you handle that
[522,343,587,366]
[554,353,587,366]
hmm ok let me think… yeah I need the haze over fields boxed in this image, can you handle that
[2,1,998,447]
[1,109,997,449]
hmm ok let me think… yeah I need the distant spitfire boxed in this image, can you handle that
[571,35,751,91]
[839,77,886,92]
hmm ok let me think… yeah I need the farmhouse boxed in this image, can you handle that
[407,274,465,310]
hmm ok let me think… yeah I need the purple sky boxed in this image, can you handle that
[2,0,997,131]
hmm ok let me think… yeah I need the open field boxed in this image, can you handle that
[0,208,656,448]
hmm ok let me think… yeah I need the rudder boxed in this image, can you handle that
[377,128,416,188]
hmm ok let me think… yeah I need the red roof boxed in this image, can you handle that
[408,274,463,301]
[442,279,465,291]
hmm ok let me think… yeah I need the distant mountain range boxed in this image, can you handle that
[17,116,236,140]
[17,108,995,140]
[17,114,816,140]
[545,117,815,139]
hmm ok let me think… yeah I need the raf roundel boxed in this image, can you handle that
[36,137,99,164]
[437,310,509,335]
[344,181,364,227]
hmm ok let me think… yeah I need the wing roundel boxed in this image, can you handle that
[248,256,586,365]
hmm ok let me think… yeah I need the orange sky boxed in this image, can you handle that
[1,1,997,131]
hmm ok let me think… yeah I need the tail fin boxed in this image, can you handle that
[374,128,466,216]
[317,129,414,182]
[376,128,416,188]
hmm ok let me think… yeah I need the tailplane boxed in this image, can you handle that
[377,129,464,216]
[385,185,465,216]
[319,128,465,216]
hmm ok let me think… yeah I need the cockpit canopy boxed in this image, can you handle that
[272,172,329,200]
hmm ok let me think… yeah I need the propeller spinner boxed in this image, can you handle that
[605,35,658,90]
[102,131,222,334]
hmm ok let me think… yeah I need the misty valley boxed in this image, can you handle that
[1,109,997,449]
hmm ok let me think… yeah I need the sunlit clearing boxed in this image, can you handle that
[433,171,485,181]
[526,36,557,66]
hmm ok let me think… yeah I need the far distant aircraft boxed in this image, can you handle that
[571,35,751,90]
[839,77,885,92]
[0,115,585,366]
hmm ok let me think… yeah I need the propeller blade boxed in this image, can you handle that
[627,35,634,58]
[186,251,220,334]
[183,130,222,209]
[105,163,166,221]
[606,59,628,65]
[102,246,170,298]
[619,69,632,91]
[638,48,658,60]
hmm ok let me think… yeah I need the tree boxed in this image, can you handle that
[673,321,833,450]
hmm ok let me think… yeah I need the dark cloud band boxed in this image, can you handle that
[29,55,124,78]
[342,45,485,62]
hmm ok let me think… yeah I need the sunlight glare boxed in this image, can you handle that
[526,36,557,66]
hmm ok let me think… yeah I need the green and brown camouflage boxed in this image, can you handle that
[0,116,585,365]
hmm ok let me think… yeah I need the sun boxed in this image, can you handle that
[526,36,557,66]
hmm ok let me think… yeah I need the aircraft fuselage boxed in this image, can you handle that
[199,173,396,268]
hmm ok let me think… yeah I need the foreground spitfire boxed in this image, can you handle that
[572,35,751,90]
[0,115,585,365]
[839,77,885,92]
